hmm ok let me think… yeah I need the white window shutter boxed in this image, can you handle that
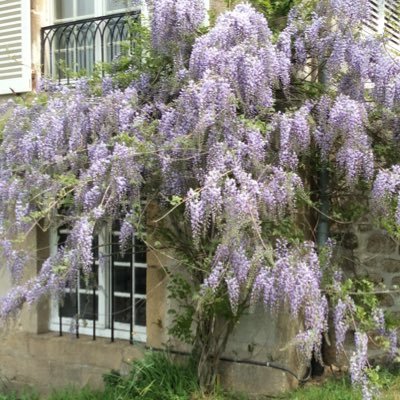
[0,0,31,95]
[384,0,400,51]
[365,0,385,35]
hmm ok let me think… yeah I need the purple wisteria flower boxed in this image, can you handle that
[371,165,400,225]
[151,0,205,56]
[67,217,94,276]
[0,1,399,397]
[190,4,279,115]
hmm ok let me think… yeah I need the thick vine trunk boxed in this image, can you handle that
[193,313,235,392]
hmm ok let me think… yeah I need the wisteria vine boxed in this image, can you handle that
[0,0,400,397]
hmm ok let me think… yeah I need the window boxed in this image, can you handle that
[41,1,140,82]
[53,0,130,22]
[49,222,147,343]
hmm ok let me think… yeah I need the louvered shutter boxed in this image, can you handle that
[384,0,400,51]
[0,0,31,95]
[365,0,385,35]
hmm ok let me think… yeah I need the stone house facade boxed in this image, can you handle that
[0,0,400,397]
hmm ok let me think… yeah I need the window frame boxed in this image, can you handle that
[51,1,132,24]
[49,223,147,343]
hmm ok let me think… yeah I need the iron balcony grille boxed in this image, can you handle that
[40,11,140,83]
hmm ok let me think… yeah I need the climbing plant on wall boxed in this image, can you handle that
[0,1,400,398]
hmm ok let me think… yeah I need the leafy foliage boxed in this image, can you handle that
[1,0,400,398]
[103,352,199,400]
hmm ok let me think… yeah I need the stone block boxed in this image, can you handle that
[342,232,359,250]
[219,360,296,396]
[382,259,400,274]
[391,276,400,287]
[14,359,51,388]
[0,354,18,380]
[363,257,380,270]
[0,333,30,356]
[358,223,373,232]
[67,338,123,369]
[377,293,395,308]
[79,365,108,388]
[121,345,144,365]
[48,361,84,388]
[365,272,384,285]
[210,0,227,15]
[366,232,396,254]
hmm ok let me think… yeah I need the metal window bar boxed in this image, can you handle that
[111,244,115,343]
[57,228,66,338]
[55,222,145,342]
[40,11,140,82]
[75,291,79,338]
[130,251,134,345]
[110,221,135,343]
[59,303,62,337]
[92,260,96,341]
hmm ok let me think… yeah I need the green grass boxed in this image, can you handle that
[283,368,400,400]
[0,392,39,400]
[47,388,105,400]
[1,357,400,400]
[284,377,362,400]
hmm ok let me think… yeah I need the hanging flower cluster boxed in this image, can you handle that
[0,81,149,316]
[0,0,399,398]
[371,165,400,225]
[190,4,280,115]
[315,95,374,184]
[148,0,206,63]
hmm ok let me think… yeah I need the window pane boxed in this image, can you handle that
[58,232,68,247]
[135,267,146,295]
[135,298,146,326]
[55,0,73,20]
[80,265,98,289]
[77,49,94,75]
[134,237,146,264]
[92,235,99,260]
[114,266,131,293]
[106,0,128,11]
[60,293,77,318]
[76,24,95,76]
[77,1,95,17]
[104,25,120,62]
[112,239,132,263]
[80,293,98,320]
[114,296,131,323]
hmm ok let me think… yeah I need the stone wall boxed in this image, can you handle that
[323,217,400,367]
[0,332,144,394]
[335,220,400,314]
[221,305,306,396]
[0,328,301,397]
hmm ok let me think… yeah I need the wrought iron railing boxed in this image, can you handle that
[40,11,140,83]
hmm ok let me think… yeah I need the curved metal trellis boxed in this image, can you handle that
[40,11,140,83]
